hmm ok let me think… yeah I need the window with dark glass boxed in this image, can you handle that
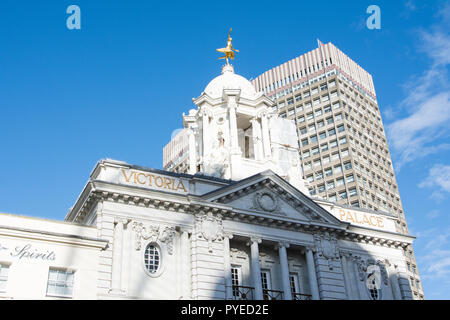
[144,244,161,274]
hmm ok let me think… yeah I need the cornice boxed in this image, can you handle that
[69,181,413,250]
[193,91,273,109]
[0,225,108,249]
[65,181,94,222]
[208,176,341,226]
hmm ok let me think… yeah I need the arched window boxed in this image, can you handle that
[144,244,161,274]
[366,267,382,300]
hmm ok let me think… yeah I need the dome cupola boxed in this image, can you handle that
[203,64,258,100]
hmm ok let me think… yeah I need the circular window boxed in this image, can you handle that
[144,244,161,274]
[216,116,225,125]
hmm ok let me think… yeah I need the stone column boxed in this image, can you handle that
[350,256,362,299]
[110,218,129,294]
[388,264,402,300]
[223,233,233,299]
[340,252,353,299]
[202,110,210,158]
[180,230,191,299]
[305,247,320,300]
[228,100,240,154]
[251,117,263,160]
[188,129,197,174]
[277,242,292,300]
[398,271,413,300]
[248,237,263,300]
[261,114,272,158]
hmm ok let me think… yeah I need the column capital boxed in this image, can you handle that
[246,237,262,246]
[250,117,260,124]
[200,106,211,117]
[339,250,351,259]
[347,253,360,262]
[275,241,290,250]
[179,227,191,235]
[114,217,131,226]
[223,232,234,240]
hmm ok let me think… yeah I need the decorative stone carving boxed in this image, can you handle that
[203,129,229,178]
[216,115,226,125]
[314,233,340,270]
[259,251,276,264]
[354,256,389,286]
[132,221,176,255]
[195,212,224,252]
[252,191,280,212]
[275,241,290,250]
[354,256,367,281]
[159,226,177,255]
[230,248,248,260]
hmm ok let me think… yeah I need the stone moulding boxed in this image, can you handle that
[252,191,280,212]
[314,232,340,270]
[132,221,176,255]
[354,256,389,286]
[73,188,413,251]
[194,212,224,252]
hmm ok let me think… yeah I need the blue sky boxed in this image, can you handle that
[0,0,449,299]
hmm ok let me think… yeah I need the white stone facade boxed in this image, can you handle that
[0,64,416,300]
[0,213,106,299]
[0,159,415,300]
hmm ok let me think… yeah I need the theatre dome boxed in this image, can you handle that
[204,64,258,100]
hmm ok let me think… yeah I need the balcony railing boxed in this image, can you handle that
[292,292,313,300]
[228,285,255,300]
[227,286,312,301]
[263,289,284,300]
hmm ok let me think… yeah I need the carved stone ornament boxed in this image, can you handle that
[203,130,229,178]
[195,212,224,252]
[132,221,176,254]
[314,233,340,270]
[230,248,248,260]
[252,191,280,213]
[354,257,389,286]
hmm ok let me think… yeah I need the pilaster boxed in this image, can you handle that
[190,212,226,299]
[313,233,346,300]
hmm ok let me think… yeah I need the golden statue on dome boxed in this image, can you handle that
[216,28,239,65]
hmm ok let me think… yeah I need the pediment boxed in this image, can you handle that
[217,187,311,222]
[201,170,343,226]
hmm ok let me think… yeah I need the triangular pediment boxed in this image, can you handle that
[217,187,312,221]
[201,170,343,226]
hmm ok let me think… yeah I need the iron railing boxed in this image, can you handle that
[228,285,255,300]
[263,289,284,300]
[227,286,312,301]
[292,292,313,300]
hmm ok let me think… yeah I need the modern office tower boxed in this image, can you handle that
[163,128,191,173]
[251,41,424,299]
